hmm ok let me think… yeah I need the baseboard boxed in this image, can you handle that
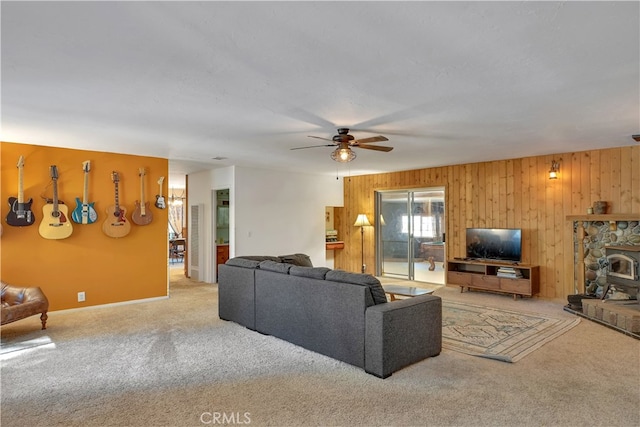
[50,296,169,314]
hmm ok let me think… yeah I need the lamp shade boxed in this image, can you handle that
[331,147,356,163]
[549,159,559,179]
[354,214,371,227]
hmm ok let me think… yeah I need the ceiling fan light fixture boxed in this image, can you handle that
[331,147,356,163]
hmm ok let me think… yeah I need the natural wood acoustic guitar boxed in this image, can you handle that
[102,171,131,238]
[39,165,73,239]
[132,168,153,225]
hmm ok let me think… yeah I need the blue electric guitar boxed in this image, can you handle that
[71,160,98,224]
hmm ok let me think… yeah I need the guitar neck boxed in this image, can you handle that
[52,178,59,212]
[18,164,24,204]
[83,171,89,204]
[114,182,120,211]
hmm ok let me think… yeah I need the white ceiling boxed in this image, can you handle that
[2,1,639,190]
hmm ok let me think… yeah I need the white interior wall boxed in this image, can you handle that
[234,166,343,268]
[187,165,343,282]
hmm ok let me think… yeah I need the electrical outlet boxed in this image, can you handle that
[78,291,86,302]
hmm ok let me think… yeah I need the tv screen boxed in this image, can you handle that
[466,228,522,262]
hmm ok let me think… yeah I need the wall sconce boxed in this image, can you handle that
[549,160,560,180]
[354,214,371,273]
[331,147,356,163]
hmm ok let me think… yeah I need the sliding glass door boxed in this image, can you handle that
[375,188,445,283]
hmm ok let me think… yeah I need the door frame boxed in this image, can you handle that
[375,187,446,282]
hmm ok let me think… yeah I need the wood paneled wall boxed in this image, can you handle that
[334,146,640,299]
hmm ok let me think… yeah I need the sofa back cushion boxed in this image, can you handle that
[235,255,282,263]
[278,253,313,267]
[259,260,292,274]
[325,270,387,305]
[289,266,331,280]
[225,258,261,269]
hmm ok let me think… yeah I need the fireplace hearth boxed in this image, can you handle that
[565,219,640,337]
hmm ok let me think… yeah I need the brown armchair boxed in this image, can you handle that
[1,281,49,330]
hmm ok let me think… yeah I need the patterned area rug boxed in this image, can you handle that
[442,300,580,362]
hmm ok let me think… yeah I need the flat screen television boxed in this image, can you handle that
[466,228,522,262]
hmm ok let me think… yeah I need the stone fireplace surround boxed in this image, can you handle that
[575,219,640,297]
[566,215,640,338]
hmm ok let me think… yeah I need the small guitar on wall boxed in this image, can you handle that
[71,160,98,224]
[39,165,73,240]
[155,176,166,209]
[6,155,36,227]
[102,171,131,238]
[132,168,153,225]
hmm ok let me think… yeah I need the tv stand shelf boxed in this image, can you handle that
[446,259,539,300]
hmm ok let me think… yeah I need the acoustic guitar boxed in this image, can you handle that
[155,176,166,209]
[71,160,98,224]
[102,171,131,238]
[6,155,36,226]
[132,168,153,225]
[39,165,73,239]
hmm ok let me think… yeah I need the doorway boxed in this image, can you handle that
[214,189,230,280]
[375,187,445,283]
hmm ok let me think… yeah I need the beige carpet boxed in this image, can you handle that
[442,300,580,362]
[1,268,638,427]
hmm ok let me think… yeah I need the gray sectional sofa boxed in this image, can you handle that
[218,255,442,378]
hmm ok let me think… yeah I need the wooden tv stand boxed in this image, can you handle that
[446,259,539,300]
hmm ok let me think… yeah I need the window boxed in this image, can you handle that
[401,215,437,238]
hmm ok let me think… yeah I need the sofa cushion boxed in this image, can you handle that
[325,270,387,305]
[259,260,292,274]
[236,255,282,263]
[289,266,330,280]
[278,253,313,267]
[226,258,261,269]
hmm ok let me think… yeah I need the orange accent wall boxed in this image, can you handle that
[1,141,169,311]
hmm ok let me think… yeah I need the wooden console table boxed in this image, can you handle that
[447,259,539,300]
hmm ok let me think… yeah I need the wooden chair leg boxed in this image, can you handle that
[40,312,48,330]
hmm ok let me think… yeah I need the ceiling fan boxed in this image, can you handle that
[291,128,393,162]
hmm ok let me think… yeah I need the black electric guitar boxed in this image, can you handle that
[6,156,36,226]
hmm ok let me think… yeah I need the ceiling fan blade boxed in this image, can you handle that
[290,144,335,150]
[307,135,335,142]
[352,135,389,144]
[356,144,394,152]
